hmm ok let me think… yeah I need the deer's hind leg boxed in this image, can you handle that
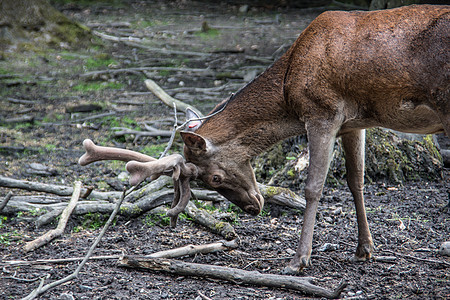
[341,129,374,261]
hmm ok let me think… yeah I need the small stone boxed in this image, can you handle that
[285,248,296,255]
[59,292,75,300]
[239,4,249,14]
[118,171,129,181]
[438,241,450,256]
[317,243,339,252]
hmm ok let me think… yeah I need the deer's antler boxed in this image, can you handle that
[79,139,156,165]
[79,139,198,226]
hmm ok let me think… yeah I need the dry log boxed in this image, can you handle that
[117,255,346,299]
[0,175,120,200]
[23,182,81,252]
[1,115,34,124]
[258,183,305,210]
[112,127,172,140]
[184,202,237,240]
[2,175,304,227]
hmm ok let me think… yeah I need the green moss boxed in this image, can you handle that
[141,143,168,158]
[72,81,124,91]
[214,222,226,230]
[85,55,117,70]
[286,169,296,178]
[195,28,220,40]
[364,128,443,183]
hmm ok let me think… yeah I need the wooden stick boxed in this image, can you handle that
[0,191,13,212]
[144,79,203,117]
[92,30,212,57]
[117,255,347,299]
[148,240,238,258]
[184,201,237,240]
[0,175,119,200]
[23,181,82,252]
[258,183,306,210]
[1,255,121,267]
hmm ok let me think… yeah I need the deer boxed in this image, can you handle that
[79,5,449,274]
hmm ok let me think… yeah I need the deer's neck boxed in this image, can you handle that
[197,53,305,158]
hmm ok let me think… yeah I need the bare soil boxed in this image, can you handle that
[0,1,449,299]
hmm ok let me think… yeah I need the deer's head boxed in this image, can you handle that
[180,131,264,216]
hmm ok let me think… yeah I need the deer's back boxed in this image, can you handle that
[285,5,449,134]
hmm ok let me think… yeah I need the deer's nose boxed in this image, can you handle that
[243,193,264,215]
[244,204,260,215]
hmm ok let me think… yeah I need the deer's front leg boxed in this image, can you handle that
[283,124,337,274]
[342,129,374,261]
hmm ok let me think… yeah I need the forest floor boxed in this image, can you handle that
[0,1,449,299]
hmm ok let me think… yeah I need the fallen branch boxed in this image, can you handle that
[93,30,212,57]
[0,175,119,200]
[112,126,172,142]
[258,183,305,210]
[23,181,81,252]
[185,202,237,240]
[144,78,204,117]
[80,66,213,80]
[149,239,238,258]
[0,191,13,212]
[117,255,346,299]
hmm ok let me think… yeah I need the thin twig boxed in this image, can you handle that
[383,250,450,267]
[21,186,132,300]
[175,101,228,132]
[160,104,178,158]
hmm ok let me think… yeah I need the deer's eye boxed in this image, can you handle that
[211,175,222,184]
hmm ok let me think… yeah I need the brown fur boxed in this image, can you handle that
[181,5,449,273]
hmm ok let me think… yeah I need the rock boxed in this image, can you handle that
[59,292,75,300]
[317,243,339,252]
[438,242,450,256]
[239,5,249,14]
[26,163,58,176]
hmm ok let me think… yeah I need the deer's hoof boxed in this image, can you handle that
[281,257,310,275]
[352,242,374,262]
[281,265,299,275]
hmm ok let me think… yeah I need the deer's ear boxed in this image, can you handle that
[180,131,207,151]
[185,108,202,132]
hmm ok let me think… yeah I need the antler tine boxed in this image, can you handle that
[167,176,191,224]
[166,162,198,226]
[125,154,187,186]
[78,139,156,166]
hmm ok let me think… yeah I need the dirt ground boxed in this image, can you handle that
[0,1,449,299]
